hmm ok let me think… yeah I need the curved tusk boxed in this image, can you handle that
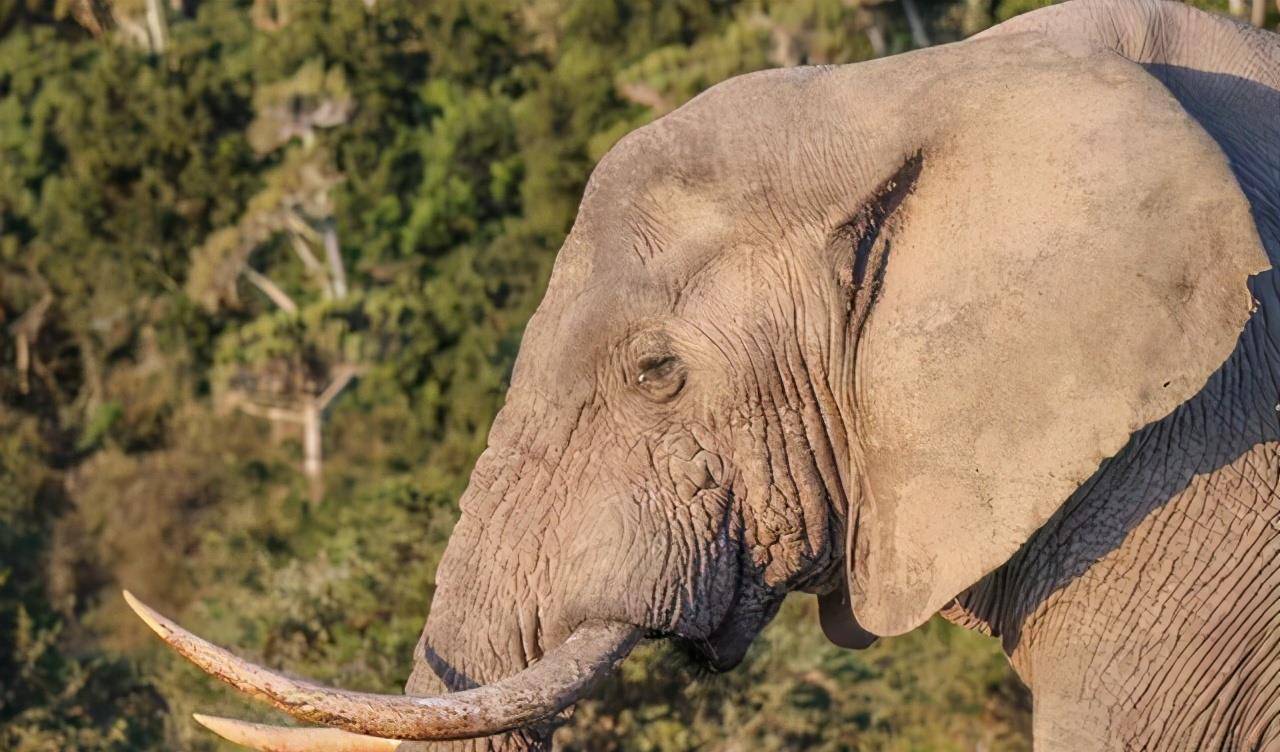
[123,591,639,741]
[193,714,403,751]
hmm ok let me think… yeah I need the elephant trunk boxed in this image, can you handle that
[122,591,640,746]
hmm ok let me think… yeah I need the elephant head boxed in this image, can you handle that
[128,5,1270,750]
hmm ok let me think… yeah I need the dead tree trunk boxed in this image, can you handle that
[322,222,347,299]
[902,0,931,48]
[302,400,322,500]
[229,364,358,501]
[9,290,52,395]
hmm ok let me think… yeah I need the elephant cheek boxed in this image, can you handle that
[561,498,647,612]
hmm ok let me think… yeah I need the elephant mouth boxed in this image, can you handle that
[685,612,769,673]
[666,634,740,676]
[660,556,768,675]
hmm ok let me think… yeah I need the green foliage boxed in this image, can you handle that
[0,409,166,751]
[25,0,1263,747]
[563,599,1030,751]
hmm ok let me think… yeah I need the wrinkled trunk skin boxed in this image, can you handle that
[392,385,756,751]
[395,496,560,750]
[396,440,572,752]
[389,390,568,750]
[398,517,552,752]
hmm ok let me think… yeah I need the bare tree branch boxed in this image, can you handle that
[74,333,105,414]
[225,394,304,423]
[302,400,322,499]
[865,22,887,57]
[242,267,298,313]
[224,362,359,501]
[13,334,30,394]
[322,222,348,299]
[617,81,671,113]
[289,231,332,296]
[1252,0,1267,26]
[9,290,52,395]
[283,212,321,243]
[316,363,360,411]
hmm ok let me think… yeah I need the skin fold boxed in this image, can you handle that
[131,1,1279,750]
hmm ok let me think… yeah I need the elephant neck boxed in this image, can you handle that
[949,319,1280,749]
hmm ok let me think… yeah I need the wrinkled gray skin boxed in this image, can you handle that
[405,2,1280,749]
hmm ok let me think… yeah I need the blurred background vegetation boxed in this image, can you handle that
[0,0,1268,749]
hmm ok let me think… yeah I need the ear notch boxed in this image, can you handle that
[844,50,1269,636]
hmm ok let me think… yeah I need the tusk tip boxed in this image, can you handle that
[191,713,267,747]
[122,589,172,640]
[192,712,404,751]
[191,713,262,749]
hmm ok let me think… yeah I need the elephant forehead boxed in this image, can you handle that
[563,67,846,277]
[508,272,660,397]
[565,168,751,290]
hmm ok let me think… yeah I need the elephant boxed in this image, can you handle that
[125,0,1280,749]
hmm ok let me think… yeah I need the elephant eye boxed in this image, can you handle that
[636,354,686,402]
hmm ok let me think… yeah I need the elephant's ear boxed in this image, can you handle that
[844,46,1270,636]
